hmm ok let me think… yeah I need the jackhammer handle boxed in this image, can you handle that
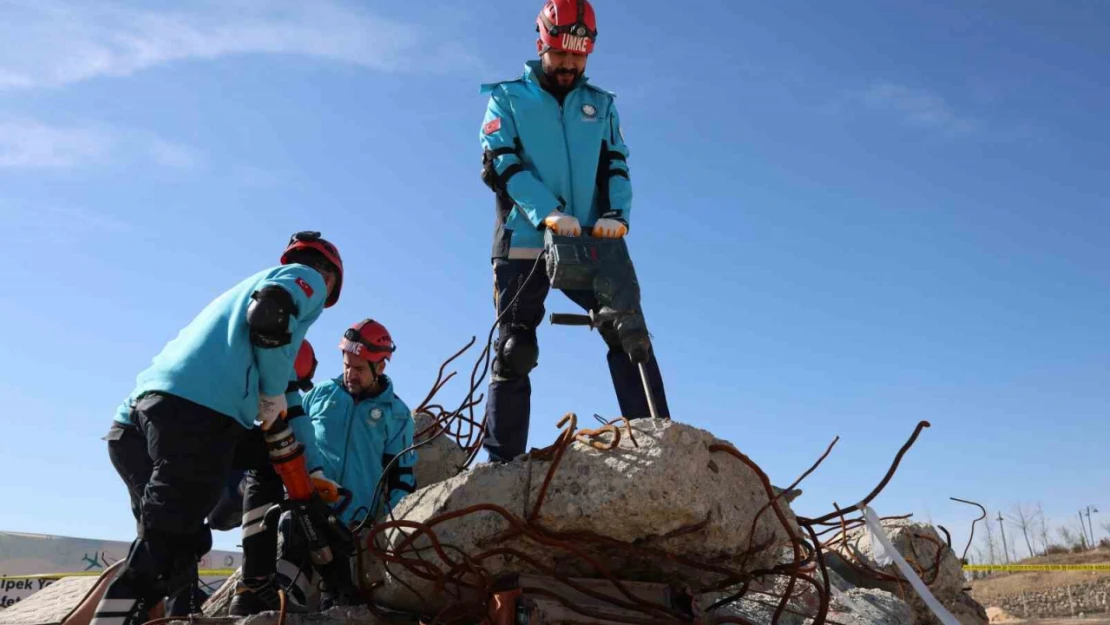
[550,313,593,326]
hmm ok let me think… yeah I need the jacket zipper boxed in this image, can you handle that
[538,82,575,213]
[560,98,574,212]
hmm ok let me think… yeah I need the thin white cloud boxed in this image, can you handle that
[0,120,111,168]
[0,0,480,90]
[146,137,201,169]
[861,82,976,134]
[0,118,199,169]
[0,201,137,240]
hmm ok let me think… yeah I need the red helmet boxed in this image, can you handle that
[294,340,318,387]
[280,231,343,308]
[339,319,396,363]
[536,0,597,55]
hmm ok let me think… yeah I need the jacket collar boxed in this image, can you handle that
[332,374,394,403]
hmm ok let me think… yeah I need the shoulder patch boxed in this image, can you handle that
[295,277,314,298]
[483,117,502,135]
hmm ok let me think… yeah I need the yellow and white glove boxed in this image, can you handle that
[310,470,341,504]
[543,210,581,236]
[592,218,627,239]
[257,394,287,431]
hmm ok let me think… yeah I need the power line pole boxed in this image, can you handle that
[1084,506,1099,546]
[1078,511,1089,550]
[997,512,1011,564]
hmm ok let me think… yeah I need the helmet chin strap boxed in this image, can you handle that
[361,363,383,396]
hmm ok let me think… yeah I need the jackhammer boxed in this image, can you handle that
[262,418,361,606]
[543,229,664,420]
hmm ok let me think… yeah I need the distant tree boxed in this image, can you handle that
[1058,525,1080,548]
[982,510,999,564]
[1007,503,1039,558]
[1102,520,1110,538]
[1037,503,1051,555]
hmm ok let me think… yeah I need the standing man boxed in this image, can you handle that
[92,232,344,625]
[478,0,670,463]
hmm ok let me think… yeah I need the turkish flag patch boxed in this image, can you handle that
[483,117,502,135]
[295,277,314,298]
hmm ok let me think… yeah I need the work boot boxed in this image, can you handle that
[228,576,310,616]
[90,578,162,625]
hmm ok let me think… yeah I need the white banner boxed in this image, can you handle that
[0,531,240,609]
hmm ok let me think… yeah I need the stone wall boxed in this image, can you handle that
[976,577,1110,619]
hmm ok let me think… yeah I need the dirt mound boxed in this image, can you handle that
[986,606,1024,623]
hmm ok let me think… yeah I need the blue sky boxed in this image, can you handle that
[0,0,1107,561]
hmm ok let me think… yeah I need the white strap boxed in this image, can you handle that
[860,505,960,625]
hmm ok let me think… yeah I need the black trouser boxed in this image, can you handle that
[99,393,284,621]
[236,429,285,580]
[482,258,670,462]
[272,511,314,605]
[106,421,206,616]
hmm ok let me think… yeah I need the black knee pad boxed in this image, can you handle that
[496,326,539,378]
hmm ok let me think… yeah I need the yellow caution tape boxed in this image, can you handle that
[1,569,236,580]
[962,564,1110,572]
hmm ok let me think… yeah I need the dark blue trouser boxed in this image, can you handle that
[103,394,284,620]
[483,258,670,462]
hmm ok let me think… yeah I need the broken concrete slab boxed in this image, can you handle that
[828,519,985,625]
[373,418,800,614]
[828,588,915,625]
[412,411,468,490]
[0,577,99,625]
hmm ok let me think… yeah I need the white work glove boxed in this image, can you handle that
[543,210,581,236]
[257,393,287,431]
[310,470,341,504]
[592,218,628,239]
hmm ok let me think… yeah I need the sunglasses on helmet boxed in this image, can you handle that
[289,231,322,245]
[343,328,397,355]
[538,1,597,40]
[541,21,596,39]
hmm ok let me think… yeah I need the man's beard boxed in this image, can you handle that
[543,66,580,93]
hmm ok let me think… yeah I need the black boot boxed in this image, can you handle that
[90,574,162,625]
[228,576,310,616]
[91,535,184,625]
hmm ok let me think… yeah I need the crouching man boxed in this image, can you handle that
[275,319,417,605]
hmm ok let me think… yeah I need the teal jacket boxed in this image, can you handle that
[295,376,416,525]
[114,264,328,429]
[480,60,631,259]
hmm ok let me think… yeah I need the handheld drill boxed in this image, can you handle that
[263,418,361,605]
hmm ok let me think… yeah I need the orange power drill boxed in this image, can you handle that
[263,418,351,568]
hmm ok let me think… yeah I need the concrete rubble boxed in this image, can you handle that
[0,577,98,625]
[411,411,468,490]
[373,418,800,614]
[13,416,986,625]
[828,518,987,625]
